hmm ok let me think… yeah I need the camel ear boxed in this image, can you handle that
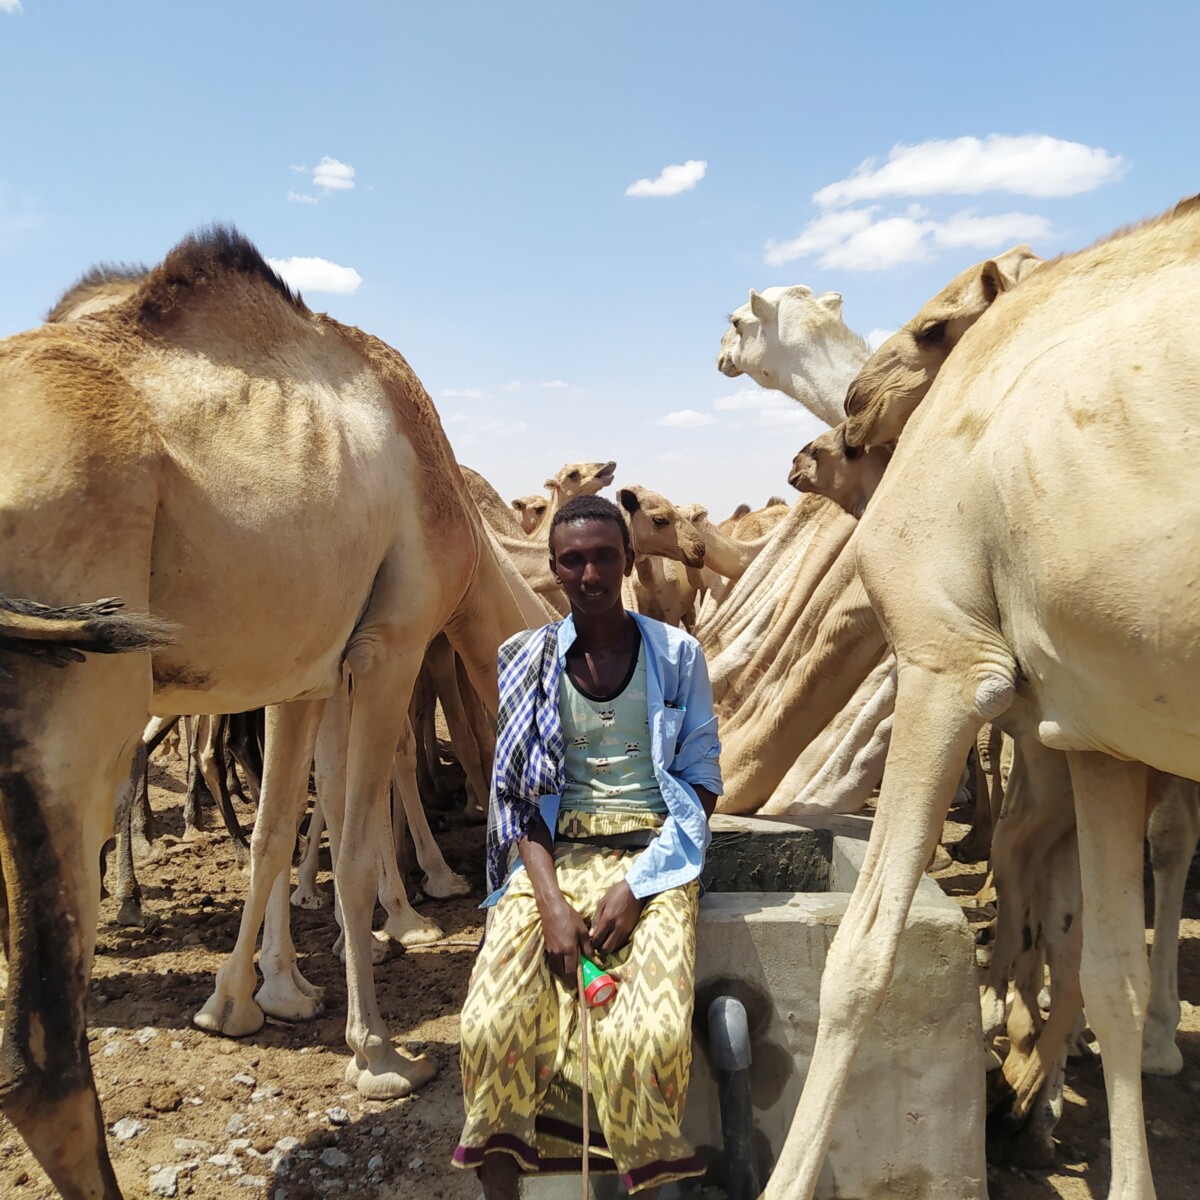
[691,506,709,523]
[511,499,524,511]
[978,261,1007,305]
[617,488,640,514]
[817,291,844,316]
[543,478,557,491]
[991,243,1042,289]
[749,289,774,323]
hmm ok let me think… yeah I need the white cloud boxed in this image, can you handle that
[766,206,1054,272]
[1,1,23,13]
[266,255,362,294]
[625,159,707,198]
[313,156,355,192]
[713,387,794,413]
[503,380,522,392]
[867,328,896,351]
[815,135,1124,208]
[440,387,486,399]
[931,209,1053,248]
[537,379,572,389]
[290,163,308,174]
[287,190,318,206]
[655,409,717,428]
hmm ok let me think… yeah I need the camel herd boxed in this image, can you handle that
[1,195,1198,1200]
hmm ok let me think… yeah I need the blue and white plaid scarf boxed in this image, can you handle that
[485,622,565,893]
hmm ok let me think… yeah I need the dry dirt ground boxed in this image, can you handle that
[0,758,1196,1200]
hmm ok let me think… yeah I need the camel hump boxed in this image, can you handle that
[132,224,307,328]
[0,595,176,667]
[46,262,150,323]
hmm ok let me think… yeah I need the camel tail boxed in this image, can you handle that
[0,595,177,666]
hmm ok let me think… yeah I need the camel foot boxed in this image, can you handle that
[382,909,443,947]
[290,881,327,910]
[181,824,205,842]
[333,929,395,965]
[422,869,471,900]
[232,840,250,870]
[115,898,160,932]
[1141,1035,1183,1076]
[256,966,325,1022]
[950,827,993,863]
[194,990,265,1038]
[345,1047,438,1100]
[131,834,154,862]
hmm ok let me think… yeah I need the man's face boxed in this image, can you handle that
[549,518,633,617]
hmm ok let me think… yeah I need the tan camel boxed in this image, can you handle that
[522,459,617,537]
[788,425,893,518]
[719,496,790,539]
[769,195,1200,1200]
[835,239,1200,1156]
[510,493,548,534]
[0,227,534,1200]
[718,285,869,427]
[843,243,1042,447]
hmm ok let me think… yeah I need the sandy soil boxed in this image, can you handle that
[0,759,1196,1200]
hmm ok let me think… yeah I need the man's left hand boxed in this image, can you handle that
[589,881,646,956]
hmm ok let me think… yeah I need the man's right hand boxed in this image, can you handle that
[539,896,594,982]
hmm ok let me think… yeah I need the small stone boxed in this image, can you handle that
[103,1041,123,1058]
[149,1087,182,1113]
[148,1166,179,1197]
[172,1139,212,1157]
[232,1073,257,1088]
[111,1118,147,1141]
[324,1106,351,1126]
[235,1179,267,1190]
[135,1027,159,1046]
[251,1085,282,1103]
[226,1114,248,1136]
[367,1155,384,1173]
[408,1157,423,1170]
[369,1127,385,1138]
[320,1148,350,1169]
[274,1137,301,1154]
[13,1169,29,1185]
[208,1153,240,1169]
[229,1139,253,1153]
[1149,1118,1178,1139]
[218,1041,238,1056]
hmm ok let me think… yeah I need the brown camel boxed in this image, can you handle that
[0,227,532,1200]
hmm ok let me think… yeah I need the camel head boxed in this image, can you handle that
[617,486,706,569]
[510,494,549,534]
[717,285,868,427]
[843,244,1043,448]
[544,460,617,503]
[789,424,894,519]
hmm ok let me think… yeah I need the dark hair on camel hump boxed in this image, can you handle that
[549,494,631,556]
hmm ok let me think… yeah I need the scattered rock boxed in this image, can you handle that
[236,1178,267,1190]
[172,1139,213,1157]
[1149,1118,1178,1139]
[226,1114,248,1136]
[251,1085,282,1102]
[232,1073,257,1088]
[149,1087,182,1113]
[111,1118,148,1141]
[103,1041,124,1059]
[319,1148,350,1169]
[324,1106,351,1126]
[367,1155,384,1173]
[274,1137,302,1154]
[136,1027,159,1046]
[218,1041,238,1056]
[148,1166,180,1197]
[229,1138,254,1153]
[369,1127,385,1138]
[408,1156,423,1170]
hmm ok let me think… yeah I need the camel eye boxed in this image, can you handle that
[844,443,862,461]
[652,516,669,528]
[567,471,580,481]
[920,321,947,346]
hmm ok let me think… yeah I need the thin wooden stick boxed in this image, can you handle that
[577,961,590,1200]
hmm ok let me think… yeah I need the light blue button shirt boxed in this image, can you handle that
[482,611,723,905]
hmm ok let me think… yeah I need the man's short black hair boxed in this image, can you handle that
[549,494,631,557]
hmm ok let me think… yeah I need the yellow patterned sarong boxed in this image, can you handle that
[453,810,703,1193]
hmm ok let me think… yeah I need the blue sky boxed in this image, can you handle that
[2,1,1197,517]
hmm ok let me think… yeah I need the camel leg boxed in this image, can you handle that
[194,714,250,868]
[0,655,150,1200]
[766,667,982,1199]
[110,742,158,930]
[1142,773,1200,1075]
[1067,751,1155,1200]
[428,635,490,817]
[290,796,327,909]
[328,634,439,1101]
[392,723,470,899]
[256,864,325,1021]
[194,699,323,1037]
[182,714,210,837]
[952,723,1002,862]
